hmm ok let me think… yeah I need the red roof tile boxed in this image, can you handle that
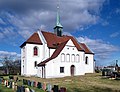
[20,32,43,48]
[37,40,68,66]
[80,43,94,54]
[41,31,84,51]
[41,31,68,48]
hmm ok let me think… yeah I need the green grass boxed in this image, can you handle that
[0,84,15,92]
[1,73,120,92]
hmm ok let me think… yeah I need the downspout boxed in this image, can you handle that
[44,66,46,78]
[42,67,43,78]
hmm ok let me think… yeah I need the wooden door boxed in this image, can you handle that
[70,65,75,76]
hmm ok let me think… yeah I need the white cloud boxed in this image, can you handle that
[110,32,120,38]
[0,0,106,39]
[0,26,18,43]
[63,32,72,36]
[60,31,120,61]
[102,21,109,26]
[0,50,20,59]
[77,36,119,59]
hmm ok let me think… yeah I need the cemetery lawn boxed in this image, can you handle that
[1,73,120,92]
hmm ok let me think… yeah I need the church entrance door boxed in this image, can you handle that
[70,65,75,76]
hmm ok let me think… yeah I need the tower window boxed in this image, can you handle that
[85,56,88,64]
[34,47,38,56]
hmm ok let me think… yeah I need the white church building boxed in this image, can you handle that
[20,9,94,78]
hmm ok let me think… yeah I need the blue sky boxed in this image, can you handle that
[0,0,120,66]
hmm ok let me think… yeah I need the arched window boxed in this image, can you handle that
[71,54,75,62]
[76,54,79,62]
[34,46,38,56]
[85,56,88,64]
[34,61,37,67]
[66,54,70,62]
[61,53,65,62]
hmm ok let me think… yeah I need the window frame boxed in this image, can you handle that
[33,46,38,56]
[71,54,75,62]
[76,54,80,62]
[61,53,65,62]
[60,67,64,73]
[66,54,70,62]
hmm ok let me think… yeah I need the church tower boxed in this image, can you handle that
[54,3,63,37]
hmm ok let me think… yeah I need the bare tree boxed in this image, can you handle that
[2,56,21,75]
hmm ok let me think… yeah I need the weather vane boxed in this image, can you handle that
[57,0,60,10]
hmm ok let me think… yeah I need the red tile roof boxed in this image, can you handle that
[37,40,68,66]
[41,31,68,48]
[80,43,94,54]
[41,31,84,51]
[20,32,43,48]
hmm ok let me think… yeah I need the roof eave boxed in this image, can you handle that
[85,53,94,55]
[20,42,43,48]
[37,64,46,67]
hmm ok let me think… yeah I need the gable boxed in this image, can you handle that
[20,32,43,48]
[66,39,75,47]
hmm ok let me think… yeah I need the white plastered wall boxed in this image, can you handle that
[45,39,87,78]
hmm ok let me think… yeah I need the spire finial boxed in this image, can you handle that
[54,0,63,37]
[56,0,62,27]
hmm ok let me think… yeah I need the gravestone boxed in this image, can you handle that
[10,81,12,88]
[4,80,6,86]
[25,87,30,92]
[53,85,59,92]
[12,82,15,89]
[60,87,67,92]
[34,81,38,87]
[42,82,46,90]
[21,86,25,92]
[16,86,21,92]
[31,81,34,87]
[46,83,52,92]
[0,78,2,84]
[37,82,42,89]
[6,80,8,87]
